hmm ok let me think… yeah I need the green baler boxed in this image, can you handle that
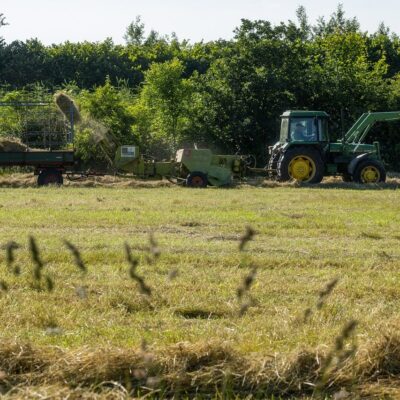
[268,110,400,183]
[115,146,248,187]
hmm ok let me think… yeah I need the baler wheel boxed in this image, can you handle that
[186,172,208,188]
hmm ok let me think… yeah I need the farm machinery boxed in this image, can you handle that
[0,100,76,186]
[0,95,399,187]
[0,99,252,187]
[115,110,400,187]
[268,110,400,184]
[114,146,251,187]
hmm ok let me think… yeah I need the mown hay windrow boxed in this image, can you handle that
[0,341,335,397]
[50,347,146,386]
[0,342,54,390]
[4,385,128,400]
[54,92,81,124]
[355,334,400,379]
[2,335,400,397]
[3,336,400,397]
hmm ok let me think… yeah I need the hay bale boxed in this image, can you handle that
[54,92,81,124]
[0,138,28,152]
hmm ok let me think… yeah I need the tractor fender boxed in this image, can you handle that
[347,154,370,175]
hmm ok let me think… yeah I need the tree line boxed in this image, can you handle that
[1,5,400,169]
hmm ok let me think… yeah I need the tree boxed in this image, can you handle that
[313,4,360,36]
[0,13,8,45]
[187,18,308,158]
[124,16,145,45]
[307,31,389,132]
[75,79,137,166]
[0,13,7,28]
[296,6,311,40]
[138,58,193,151]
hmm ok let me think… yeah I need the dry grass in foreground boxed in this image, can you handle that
[1,333,400,399]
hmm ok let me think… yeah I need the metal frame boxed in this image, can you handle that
[0,101,74,149]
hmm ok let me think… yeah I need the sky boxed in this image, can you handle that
[0,0,399,45]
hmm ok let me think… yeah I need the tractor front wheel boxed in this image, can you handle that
[353,159,386,184]
[277,147,324,184]
[186,171,208,188]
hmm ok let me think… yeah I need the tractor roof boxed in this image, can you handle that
[281,110,329,118]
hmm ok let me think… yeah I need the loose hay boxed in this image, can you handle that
[1,173,400,189]
[0,173,175,188]
[54,92,81,124]
[2,333,400,397]
[0,138,28,152]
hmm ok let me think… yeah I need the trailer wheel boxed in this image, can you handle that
[186,172,208,188]
[353,159,386,184]
[277,147,324,183]
[37,170,64,187]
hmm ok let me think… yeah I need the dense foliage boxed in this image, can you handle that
[1,5,400,168]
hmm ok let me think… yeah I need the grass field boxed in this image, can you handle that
[1,180,400,398]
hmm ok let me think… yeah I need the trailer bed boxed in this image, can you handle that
[0,150,74,167]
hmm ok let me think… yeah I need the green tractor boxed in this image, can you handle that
[268,110,400,183]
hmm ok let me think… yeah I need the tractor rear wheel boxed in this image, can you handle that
[37,169,63,187]
[186,171,208,188]
[353,159,386,184]
[277,147,324,184]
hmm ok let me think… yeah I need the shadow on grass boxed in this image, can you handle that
[253,176,400,191]
[174,308,226,320]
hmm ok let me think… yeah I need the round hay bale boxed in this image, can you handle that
[0,138,28,152]
[54,92,81,124]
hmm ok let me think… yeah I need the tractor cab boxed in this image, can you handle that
[279,111,330,144]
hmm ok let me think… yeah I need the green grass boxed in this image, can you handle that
[0,184,400,397]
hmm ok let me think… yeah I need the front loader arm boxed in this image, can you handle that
[344,112,400,144]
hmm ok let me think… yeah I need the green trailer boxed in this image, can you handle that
[0,101,79,186]
[0,150,75,185]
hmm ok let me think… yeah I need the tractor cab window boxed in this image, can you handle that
[290,118,319,142]
[319,118,329,141]
[280,118,289,142]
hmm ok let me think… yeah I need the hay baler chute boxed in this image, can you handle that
[115,146,251,187]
